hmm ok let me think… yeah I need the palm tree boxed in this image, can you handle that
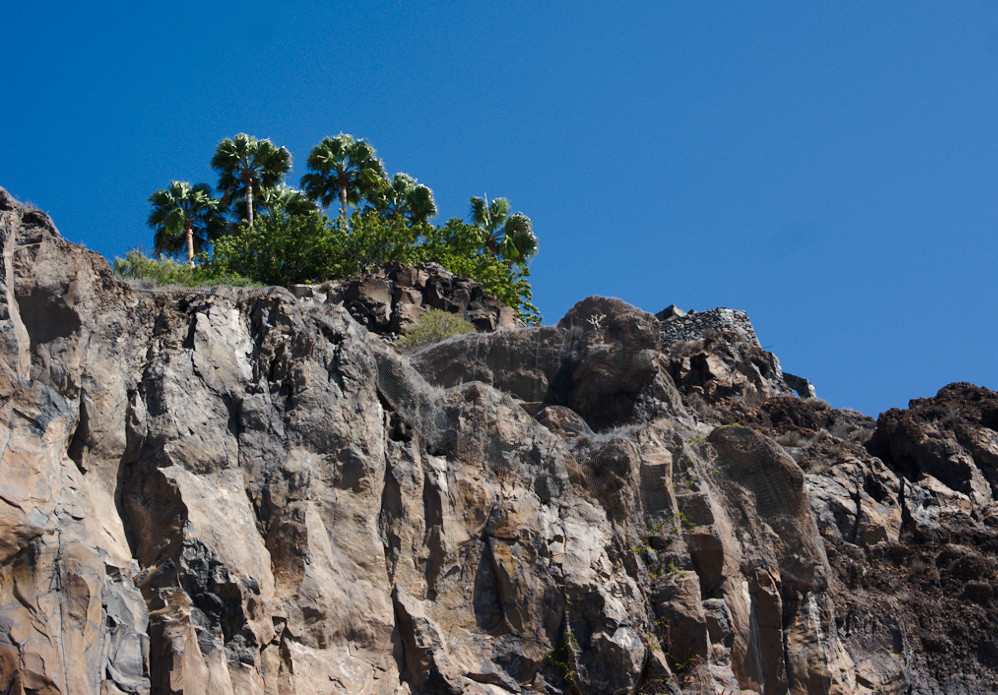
[147,182,222,266]
[211,133,292,227]
[300,134,386,225]
[369,172,438,225]
[235,184,317,220]
[469,195,538,265]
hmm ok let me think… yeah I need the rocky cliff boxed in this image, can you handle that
[1,187,996,694]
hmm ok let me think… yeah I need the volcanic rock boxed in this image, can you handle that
[291,260,520,336]
[2,186,997,694]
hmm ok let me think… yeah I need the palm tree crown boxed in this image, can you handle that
[469,195,538,265]
[211,133,292,227]
[147,181,222,266]
[235,184,317,220]
[369,173,438,225]
[301,133,386,224]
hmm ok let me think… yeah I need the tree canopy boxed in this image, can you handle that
[368,172,437,225]
[211,133,292,227]
[469,195,538,265]
[301,134,386,224]
[147,181,223,266]
[128,133,541,324]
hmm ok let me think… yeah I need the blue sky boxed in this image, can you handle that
[2,1,996,417]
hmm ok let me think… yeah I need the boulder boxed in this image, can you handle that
[293,260,520,336]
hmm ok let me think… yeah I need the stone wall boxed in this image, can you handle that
[657,306,820,398]
[657,307,762,348]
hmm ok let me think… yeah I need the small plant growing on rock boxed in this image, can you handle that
[394,309,476,352]
[587,312,606,330]
[545,626,581,693]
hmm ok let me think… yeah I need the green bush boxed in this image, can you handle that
[206,210,340,285]
[414,219,540,325]
[205,212,540,324]
[113,250,195,285]
[395,309,477,352]
[207,210,427,285]
[124,207,541,324]
[112,250,257,288]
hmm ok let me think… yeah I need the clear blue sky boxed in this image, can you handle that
[3,1,996,417]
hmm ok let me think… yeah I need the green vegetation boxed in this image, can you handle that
[206,209,418,286]
[369,172,437,225]
[147,182,224,267]
[113,250,258,288]
[544,627,580,693]
[631,512,698,557]
[395,310,477,352]
[469,194,538,264]
[120,132,541,324]
[300,133,386,224]
[211,133,292,227]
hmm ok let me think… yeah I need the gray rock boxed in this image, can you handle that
[656,304,687,321]
[295,260,521,335]
[784,372,818,399]
[2,187,997,694]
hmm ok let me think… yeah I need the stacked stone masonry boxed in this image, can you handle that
[657,306,818,398]
[657,307,762,348]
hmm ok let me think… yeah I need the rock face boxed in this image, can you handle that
[1,186,997,694]
[289,261,520,336]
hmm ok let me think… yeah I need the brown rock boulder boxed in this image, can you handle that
[292,260,520,335]
[412,296,686,431]
[870,382,998,509]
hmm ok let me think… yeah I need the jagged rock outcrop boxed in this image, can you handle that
[289,261,520,336]
[1,186,997,694]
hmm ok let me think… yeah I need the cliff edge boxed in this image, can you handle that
[1,187,996,694]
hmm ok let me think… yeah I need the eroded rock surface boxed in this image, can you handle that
[1,186,997,694]
[290,260,520,335]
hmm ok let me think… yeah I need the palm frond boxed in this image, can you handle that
[489,198,510,226]
[502,213,536,261]
[302,134,386,218]
[408,184,437,224]
[469,196,488,226]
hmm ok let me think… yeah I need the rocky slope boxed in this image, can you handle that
[1,186,996,694]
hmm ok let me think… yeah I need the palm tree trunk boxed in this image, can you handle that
[340,188,349,229]
[184,223,195,268]
[246,176,254,228]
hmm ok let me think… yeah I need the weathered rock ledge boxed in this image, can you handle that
[1,186,997,694]
[289,261,520,336]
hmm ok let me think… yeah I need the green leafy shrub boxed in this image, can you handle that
[417,219,540,325]
[206,212,540,324]
[126,207,540,324]
[112,250,256,288]
[114,250,195,285]
[395,310,477,352]
[207,209,426,284]
[206,210,342,285]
